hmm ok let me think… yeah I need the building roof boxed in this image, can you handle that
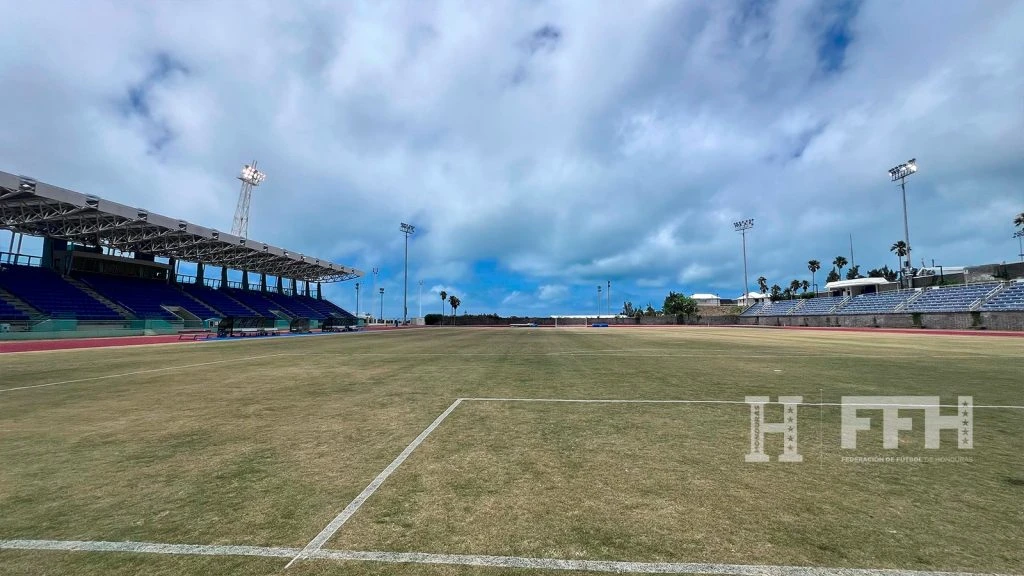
[0,171,361,283]
[824,277,891,290]
[738,291,768,299]
[691,293,720,300]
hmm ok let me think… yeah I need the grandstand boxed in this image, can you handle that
[740,282,1024,318]
[0,171,362,334]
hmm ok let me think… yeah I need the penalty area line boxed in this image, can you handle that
[284,398,465,568]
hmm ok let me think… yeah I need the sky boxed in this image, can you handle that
[1,0,1022,317]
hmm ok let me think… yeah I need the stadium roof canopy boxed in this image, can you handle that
[0,171,362,283]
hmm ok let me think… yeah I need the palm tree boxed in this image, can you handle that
[1014,212,1024,229]
[757,276,768,295]
[833,256,848,278]
[789,280,800,299]
[801,280,810,294]
[890,240,908,274]
[770,284,782,302]
[807,260,821,293]
[449,295,460,324]
[439,290,447,324]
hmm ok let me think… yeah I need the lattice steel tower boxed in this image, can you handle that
[231,162,266,238]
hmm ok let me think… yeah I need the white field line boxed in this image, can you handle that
[0,540,1017,576]
[314,549,1018,576]
[462,398,1024,409]
[284,398,465,568]
[0,353,289,394]
[0,538,296,558]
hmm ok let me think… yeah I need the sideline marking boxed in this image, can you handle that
[285,398,465,568]
[0,353,289,394]
[462,398,1024,409]
[0,540,1016,576]
[0,539,296,558]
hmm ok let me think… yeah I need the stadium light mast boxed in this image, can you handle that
[418,280,423,319]
[1015,230,1024,263]
[597,285,602,318]
[379,287,385,323]
[607,280,611,316]
[733,219,754,306]
[355,282,360,318]
[888,158,917,288]
[231,162,265,238]
[400,223,415,324]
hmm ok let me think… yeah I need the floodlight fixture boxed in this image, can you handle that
[232,161,266,238]
[888,157,918,287]
[888,158,917,181]
[400,222,415,322]
[734,218,754,308]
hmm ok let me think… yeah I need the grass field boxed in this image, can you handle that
[1,327,1022,575]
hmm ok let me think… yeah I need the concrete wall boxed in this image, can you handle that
[738,311,1024,331]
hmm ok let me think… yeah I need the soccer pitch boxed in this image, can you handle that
[1,328,1021,575]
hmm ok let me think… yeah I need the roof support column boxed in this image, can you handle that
[260,272,267,293]
[221,266,228,289]
[276,276,283,294]
[291,278,297,296]
[304,281,311,297]
[195,262,205,285]
[317,282,322,300]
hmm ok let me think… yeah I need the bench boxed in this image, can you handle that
[178,329,213,341]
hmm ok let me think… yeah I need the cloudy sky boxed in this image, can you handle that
[1,0,1022,317]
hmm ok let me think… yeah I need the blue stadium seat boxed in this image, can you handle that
[905,283,1001,312]
[182,284,254,317]
[0,265,122,320]
[0,298,29,322]
[79,274,219,320]
[836,291,914,314]
[980,282,1024,311]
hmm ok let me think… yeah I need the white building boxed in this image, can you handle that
[691,293,721,307]
[737,291,768,307]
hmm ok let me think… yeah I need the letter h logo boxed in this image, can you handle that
[745,396,803,463]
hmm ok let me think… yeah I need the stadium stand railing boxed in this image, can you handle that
[791,295,847,315]
[78,274,219,321]
[221,288,291,319]
[980,281,1024,311]
[904,282,1002,313]
[181,284,254,317]
[835,290,915,315]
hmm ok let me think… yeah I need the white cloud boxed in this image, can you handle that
[1,0,1022,315]
[537,284,569,301]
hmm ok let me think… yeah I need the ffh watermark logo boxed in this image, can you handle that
[744,395,973,463]
[745,396,802,462]
[841,396,972,450]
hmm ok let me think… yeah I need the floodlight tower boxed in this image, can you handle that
[418,279,423,319]
[888,158,917,288]
[355,282,360,318]
[379,287,385,323]
[231,162,266,238]
[597,285,602,317]
[733,219,754,306]
[400,223,415,323]
[1015,230,1024,263]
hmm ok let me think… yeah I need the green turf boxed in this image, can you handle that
[0,328,1022,575]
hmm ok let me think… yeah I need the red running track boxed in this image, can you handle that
[0,334,191,354]
[2,324,1021,354]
